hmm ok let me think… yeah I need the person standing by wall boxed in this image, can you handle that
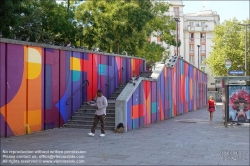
[207,96,216,122]
[88,90,108,137]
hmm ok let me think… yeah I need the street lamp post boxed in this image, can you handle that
[197,45,200,69]
[238,23,250,76]
[174,17,180,57]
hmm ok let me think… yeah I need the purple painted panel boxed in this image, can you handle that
[0,43,6,137]
[108,56,115,98]
[122,58,127,83]
[0,43,6,108]
[100,55,108,97]
[6,44,24,104]
[44,48,60,129]
[72,52,82,116]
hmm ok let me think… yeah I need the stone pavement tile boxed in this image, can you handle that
[97,158,133,165]
[115,150,152,158]
[137,154,167,164]
[159,159,198,165]
[202,153,222,162]
[182,156,214,164]
[164,153,186,161]
[192,144,209,151]
[139,145,163,151]
[122,156,150,165]
[169,150,192,157]
[218,159,249,165]
[84,156,105,165]
[137,162,158,165]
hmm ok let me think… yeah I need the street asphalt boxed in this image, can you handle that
[1,103,249,165]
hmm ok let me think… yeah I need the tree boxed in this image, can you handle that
[3,0,78,45]
[0,0,26,38]
[75,0,154,54]
[75,0,176,63]
[205,18,250,76]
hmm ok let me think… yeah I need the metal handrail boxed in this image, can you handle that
[106,67,124,86]
[66,80,89,105]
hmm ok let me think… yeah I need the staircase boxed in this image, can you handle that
[139,71,152,78]
[63,83,127,130]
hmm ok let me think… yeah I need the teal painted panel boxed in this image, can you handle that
[72,70,81,82]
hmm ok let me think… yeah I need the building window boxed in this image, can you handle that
[189,55,194,64]
[201,56,206,64]
[201,22,206,27]
[189,44,194,53]
[174,7,179,17]
[201,45,206,53]
[189,22,194,26]
[189,33,194,41]
[200,33,205,42]
[195,21,200,26]
[201,67,205,72]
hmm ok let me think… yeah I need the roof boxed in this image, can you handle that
[185,10,218,17]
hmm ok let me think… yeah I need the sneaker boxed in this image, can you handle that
[88,133,95,136]
[100,134,105,137]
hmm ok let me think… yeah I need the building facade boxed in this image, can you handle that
[149,0,220,91]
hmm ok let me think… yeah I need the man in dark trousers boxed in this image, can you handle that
[88,90,108,137]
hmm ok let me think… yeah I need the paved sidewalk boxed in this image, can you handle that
[1,103,249,165]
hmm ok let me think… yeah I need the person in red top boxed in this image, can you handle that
[207,96,216,122]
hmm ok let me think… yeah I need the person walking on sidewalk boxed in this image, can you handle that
[208,96,216,122]
[88,90,108,137]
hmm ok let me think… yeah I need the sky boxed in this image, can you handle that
[182,1,249,23]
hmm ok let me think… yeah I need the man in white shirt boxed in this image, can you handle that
[88,90,108,137]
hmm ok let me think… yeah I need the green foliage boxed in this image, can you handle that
[137,41,169,66]
[75,0,176,62]
[1,0,177,64]
[1,0,77,45]
[0,0,26,37]
[205,18,250,76]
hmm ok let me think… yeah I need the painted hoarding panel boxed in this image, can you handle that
[0,41,143,138]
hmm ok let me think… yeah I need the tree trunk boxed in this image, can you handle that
[67,0,70,12]
[117,42,120,54]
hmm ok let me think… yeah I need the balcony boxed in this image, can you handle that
[200,38,205,42]
[189,49,194,54]
[174,12,180,17]
[189,38,194,42]
[185,26,209,32]
[201,50,206,54]
[166,11,183,17]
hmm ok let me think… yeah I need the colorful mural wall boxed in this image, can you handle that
[126,59,207,130]
[0,40,144,138]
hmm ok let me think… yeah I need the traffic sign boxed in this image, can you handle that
[229,70,244,75]
[225,59,232,69]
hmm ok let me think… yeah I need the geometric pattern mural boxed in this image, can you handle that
[126,59,207,130]
[0,41,144,138]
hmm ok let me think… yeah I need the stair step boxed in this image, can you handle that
[67,120,115,126]
[74,112,115,117]
[78,108,115,111]
[80,105,115,109]
[77,109,115,114]
[72,116,115,120]
[63,124,115,130]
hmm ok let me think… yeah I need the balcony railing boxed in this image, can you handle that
[200,38,205,42]
[201,50,206,53]
[189,49,194,53]
[186,26,208,32]
[189,38,194,42]
[174,12,179,17]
